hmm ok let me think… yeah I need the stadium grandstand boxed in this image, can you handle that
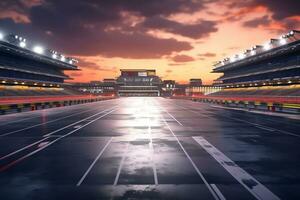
[116,69,162,96]
[0,30,113,114]
[185,30,300,113]
[212,30,300,88]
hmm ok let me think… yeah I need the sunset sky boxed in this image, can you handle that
[0,0,299,84]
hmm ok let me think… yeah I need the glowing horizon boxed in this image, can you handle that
[0,0,299,84]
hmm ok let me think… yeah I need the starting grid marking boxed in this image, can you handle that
[193,136,281,200]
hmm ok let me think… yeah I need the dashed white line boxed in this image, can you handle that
[210,184,226,200]
[76,137,113,186]
[113,143,129,186]
[148,112,158,185]
[194,136,281,200]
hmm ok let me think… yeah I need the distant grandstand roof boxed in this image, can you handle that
[0,31,79,85]
[213,30,300,72]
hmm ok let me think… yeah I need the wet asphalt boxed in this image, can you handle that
[0,97,299,200]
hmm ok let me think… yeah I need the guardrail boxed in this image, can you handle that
[0,95,116,115]
[171,95,300,114]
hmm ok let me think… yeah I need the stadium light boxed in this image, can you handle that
[0,32,3,40]
[279,37,286,45]
[69,60,73,64]
[60,55,66,62]
[52,53,57,59]
[263,42,271,50]
[33,46,44,54]
[239,53,246,59]
[290,30,294,36]
[19,41,26,48]
[230,55,237,62]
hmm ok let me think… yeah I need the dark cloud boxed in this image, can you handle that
[254,0,300,20]
[141,16,218,39]
[171,54,195,63]
[198,52,216,57]
[230,0,300,20]
[1,0,208,58]
[243,15,271,28]
[165,69,173,73]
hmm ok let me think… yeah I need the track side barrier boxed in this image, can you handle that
[0,95,116,115]
[170,95,300,114]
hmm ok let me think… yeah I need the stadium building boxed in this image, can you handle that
[211,30,300,97]
[116,69,162,96]
[0,32,80,96]
[184,30,300,113]
[71,80,116,96]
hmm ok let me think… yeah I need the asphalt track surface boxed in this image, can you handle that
[0,97,299,200]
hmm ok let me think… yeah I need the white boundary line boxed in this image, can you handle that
[43,106,117,137]
[113,143,129,186]
[210,184,226,200]
[193,136,281,200]
[147,101,158,185]
[159,114,220,200]
[177,103,300,139]
[0,108,117,171]
[0,137,49,160]
[76,137,113,186]
[0,104,113,137]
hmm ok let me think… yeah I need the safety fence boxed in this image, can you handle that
[171,95,300,114]
[0,95,116,115]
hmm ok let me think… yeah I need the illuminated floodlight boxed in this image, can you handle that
[250,50,255,55]
[263,42,271,50]
[290,30,294,36]
[19,41,26,48]
[15,35,18,39]
[60,55,65,61]
[52,53,57,59]
[230,55,237,62]
[33,46,44,54]
[0,32,3,40]
[279,37,286,45]
[239,53,246,59]
[69,60,73,64]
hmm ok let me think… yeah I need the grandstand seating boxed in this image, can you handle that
[0,86,83,98]
[209,85,300,97]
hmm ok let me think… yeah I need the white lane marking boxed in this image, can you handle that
[160,116,219,200]
[162,108,183,126]
[254,125,275,132]
[76,137,113,186]
[231,117,300,138]
[148,113,158,185]
[178,104,300,139]
[0,105,109,137]
[193,136,281,200]
[113,143,129,186]
[0,108,117,171]
[43,106,117,137]
[0,115,39,126]
[73,125,82,129]
[209,105,300,120]
[210,184,226,200]
[0,137,49,160]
